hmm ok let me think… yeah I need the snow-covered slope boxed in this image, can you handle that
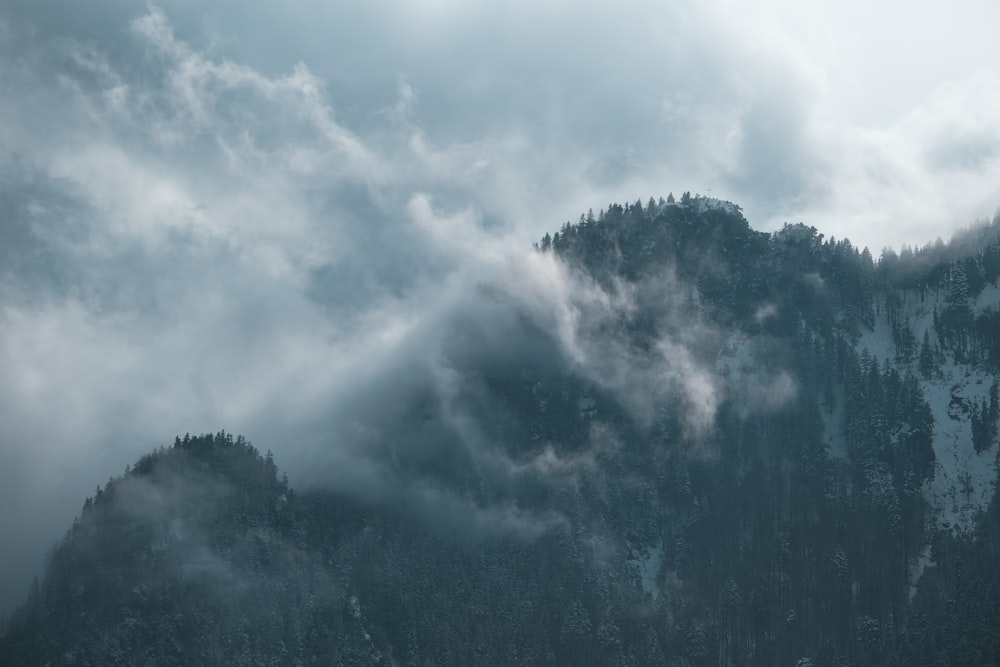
[921,363,996,532]
[855,285,999,534]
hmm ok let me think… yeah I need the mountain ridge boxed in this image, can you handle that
[3,195,1000,666]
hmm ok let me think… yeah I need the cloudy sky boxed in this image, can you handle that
[3,0,1000,612]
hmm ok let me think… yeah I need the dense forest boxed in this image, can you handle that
[2,194,999,665]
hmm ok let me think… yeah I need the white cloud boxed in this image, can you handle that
[779,72,1000,251]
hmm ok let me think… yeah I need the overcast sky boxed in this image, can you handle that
[3,0,1000,613]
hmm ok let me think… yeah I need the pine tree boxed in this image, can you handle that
[946,262,972,321]
[918,330,935,378]
[990,379,999,421]
[973,403,986,453]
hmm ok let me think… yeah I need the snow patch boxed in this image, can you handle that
[921,360,997,533]
[908,543,933,601]
[853,293,997,533]
[656,196,741,217]
[691,197,741,216]
[894,287,945,343]
[628,542,663,600]
[856,314,895,367]
[974,280,1000,315]
[820,389,848,461]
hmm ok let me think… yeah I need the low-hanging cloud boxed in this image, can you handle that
[0,5,728,612]
[285,199,727,539]
[2,0,997,613]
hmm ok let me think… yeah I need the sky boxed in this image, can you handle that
[3,0,1000,613]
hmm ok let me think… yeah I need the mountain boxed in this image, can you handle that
[2,195,1000,666]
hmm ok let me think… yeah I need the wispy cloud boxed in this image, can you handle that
[2,0,999,612]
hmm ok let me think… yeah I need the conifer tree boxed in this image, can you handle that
[918,330,935,378]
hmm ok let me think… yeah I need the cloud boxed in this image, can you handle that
[3,0,1000,613]
[781,72,1000,252]
[0,3,730,602]
[284,199,726,536]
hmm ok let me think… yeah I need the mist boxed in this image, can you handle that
[3,1,1000,615]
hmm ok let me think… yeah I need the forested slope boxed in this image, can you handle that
[3,195,1000,666]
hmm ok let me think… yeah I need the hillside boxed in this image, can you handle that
[2,196,1000,666]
